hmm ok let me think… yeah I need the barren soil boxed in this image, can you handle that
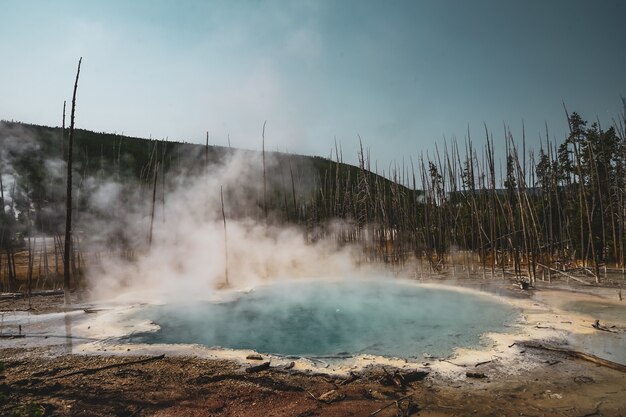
[1,282,626,417]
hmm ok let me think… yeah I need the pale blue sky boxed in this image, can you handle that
[1,0,624,170]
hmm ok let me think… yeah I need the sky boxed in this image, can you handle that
[1,0,625,171]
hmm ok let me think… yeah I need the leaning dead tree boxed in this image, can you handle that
[262,120,268,222]
[63,57,82,306]
[221,185,229,286]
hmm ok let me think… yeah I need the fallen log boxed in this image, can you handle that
[245,361,270,373]
[536,263,593,285]
[592,319,618,333]
[51,354,166,379]
[0,290,65,300]
[520,342,626,373]
[0,334,26,338]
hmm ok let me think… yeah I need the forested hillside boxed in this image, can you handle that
[1,103,626,293]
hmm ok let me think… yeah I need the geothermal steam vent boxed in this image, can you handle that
[125,279,517,358]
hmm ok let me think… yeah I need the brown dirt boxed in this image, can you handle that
[1,344,625,417]
[1,287,626,417]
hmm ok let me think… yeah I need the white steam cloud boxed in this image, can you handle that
[85,150,364,302]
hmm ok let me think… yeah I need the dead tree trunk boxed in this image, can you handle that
[64,57,82,306]
[262,121,268,222]
[221,186,229,287]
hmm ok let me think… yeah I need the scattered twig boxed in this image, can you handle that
[339,371,359,385]
[370,394,413,416]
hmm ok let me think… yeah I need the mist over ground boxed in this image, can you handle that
[0,123,372,300]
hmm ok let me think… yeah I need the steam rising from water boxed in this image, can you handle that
[86,150,364,302]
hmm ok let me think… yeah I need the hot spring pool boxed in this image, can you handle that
[125,279,519,359]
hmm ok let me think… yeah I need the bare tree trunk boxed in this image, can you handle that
[64,57,82,306]
[262,121,268,222]
[289,157,297,221]
[221,186,229,286]
[27,236,34,308]
[148,162,159,248]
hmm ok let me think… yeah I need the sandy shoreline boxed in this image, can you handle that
[4,278,623,374]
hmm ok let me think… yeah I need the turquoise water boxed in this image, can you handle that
[561,300,626,324]
[561,299,626,365]
[125,279,518,358]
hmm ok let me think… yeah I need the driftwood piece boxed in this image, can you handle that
[521,342,626,373]
[466,371,487,379]
[245,361,270,373]
[51,354,165,379]
[592,320,618,333]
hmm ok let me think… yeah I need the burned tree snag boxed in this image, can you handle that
[64,57,82,306]
[221,185,229,286]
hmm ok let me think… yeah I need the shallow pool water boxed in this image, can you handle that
[561,299,626,365]
[561,300,626,324]
[124,279,519,359]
